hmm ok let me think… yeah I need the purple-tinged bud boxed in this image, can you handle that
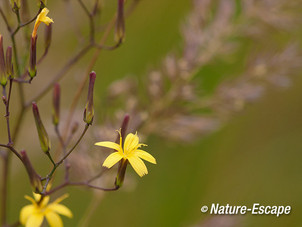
[52,83,60,126]
[40,0,47,7]
[9,0,21,12]
[32,102,51,153]
[6,47,13,79]
[29,36,37,78]
[116,114,129,144]
[20,150,43,193]
[44,23,52,53]
[115,0,125,42]
[83,71,96,125]
[115,159,127,188]
[115,114,130,188]
[0,35,7,86]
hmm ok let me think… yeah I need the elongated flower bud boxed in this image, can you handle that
[6,46,13,79]
[115,0,125,42]
[20,150,43,193]
[39,0,47,7]
[10,0,21,11]
[52,83,60,126]
[44,23,52,52]
[114,114,130,188]
[116,114,129,144]
[115,159,127,188]
[0,35,7,86]
[29,36,37,78]
[32,102,51,153]
[83,71,96,125]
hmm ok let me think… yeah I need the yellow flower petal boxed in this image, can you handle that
[20,205,34,225]
[135,149,156,164]
[36,8,54,26]
[128,155,148,177]
[45,211,63,227]
[52,193,69,205]
[32,8,53,37]
[26,213,44,227]
[124,133,139,153]
[48,204,73,218]
[95,141,121,152]
[24,195,36,204]
[32,193,50,207]
[103,152,123,168]
[32,193,41,201]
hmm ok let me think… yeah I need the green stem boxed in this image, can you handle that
[41,124,89,194]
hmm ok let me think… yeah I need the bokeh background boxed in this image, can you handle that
[1,0,302,226]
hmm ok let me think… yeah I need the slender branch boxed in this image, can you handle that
[93,38,122,50]
[11,7,43,36]
[41,124,89,193]
[5,79,13,145]
[87,168,108,184]
[43,181,119,196]
[46,152,56,166]
[0,144,22,161]
[77,0,95,42]
[0,7,12,32]
[57,124,89,166]
[55,126,70,181]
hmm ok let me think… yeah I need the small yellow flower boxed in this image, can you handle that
[32,8,54,37]
[20,193,72,227]
[95,131,156,177]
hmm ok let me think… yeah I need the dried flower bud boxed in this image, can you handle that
[20,150,43,193]
[32,102,51,153]
[6,47,13,79]
[115,0,125,42]
[29,36,37,78]
[10,0,21,11]
[83,71,96,125]
[0,35,7,86]
[52,83,60,126]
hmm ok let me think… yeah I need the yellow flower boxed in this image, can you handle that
[95,131,156,177]
[32,8,54,37]
[20,193,72,227]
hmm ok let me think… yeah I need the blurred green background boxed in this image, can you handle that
[2,0,302,226]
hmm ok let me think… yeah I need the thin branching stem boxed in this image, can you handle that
[55,126,70,181]
[0,144,22,161]
[41,124,89,194]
